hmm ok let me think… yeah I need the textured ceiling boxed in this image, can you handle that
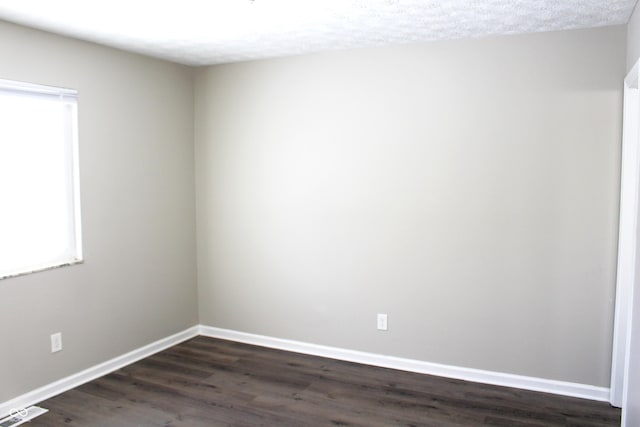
[0,0,636,66]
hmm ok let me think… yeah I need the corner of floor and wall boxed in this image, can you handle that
[0,10,637,424]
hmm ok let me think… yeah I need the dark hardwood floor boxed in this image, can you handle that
[29,336,620,426]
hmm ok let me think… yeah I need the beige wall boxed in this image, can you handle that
[0,17,627,404]
[0,21,198,402]
[628,3,640,71]
[195,26,626,387]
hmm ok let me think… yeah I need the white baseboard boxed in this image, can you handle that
[0,326,199,419]
[199,325,611,402]
[1,324,611,418]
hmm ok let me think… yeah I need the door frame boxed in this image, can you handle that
[611,59,640,407]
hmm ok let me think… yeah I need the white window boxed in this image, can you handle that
[0,79,82,279]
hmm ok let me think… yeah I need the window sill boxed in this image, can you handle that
[0,259,84,281]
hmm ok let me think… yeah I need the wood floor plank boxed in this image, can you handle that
[27,336,621,426]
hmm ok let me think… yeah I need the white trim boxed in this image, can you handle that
[611,58,640,408]
[199,326,610,402]
[0,326,199,419]
[622,59,640,427]
[0,78,76,101]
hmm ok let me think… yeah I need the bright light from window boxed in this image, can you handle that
[0,79,82,279]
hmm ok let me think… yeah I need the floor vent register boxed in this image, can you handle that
[0,407,48,427]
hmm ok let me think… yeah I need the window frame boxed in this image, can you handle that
[0,78,83,280]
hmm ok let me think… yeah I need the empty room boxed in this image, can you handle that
[1,0,640,426]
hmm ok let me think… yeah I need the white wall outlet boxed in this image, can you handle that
[377,313,388,331]
[50,332,62,353]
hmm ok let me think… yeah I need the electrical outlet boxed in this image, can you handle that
[377,313,388,331]
[50,332,62,353]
